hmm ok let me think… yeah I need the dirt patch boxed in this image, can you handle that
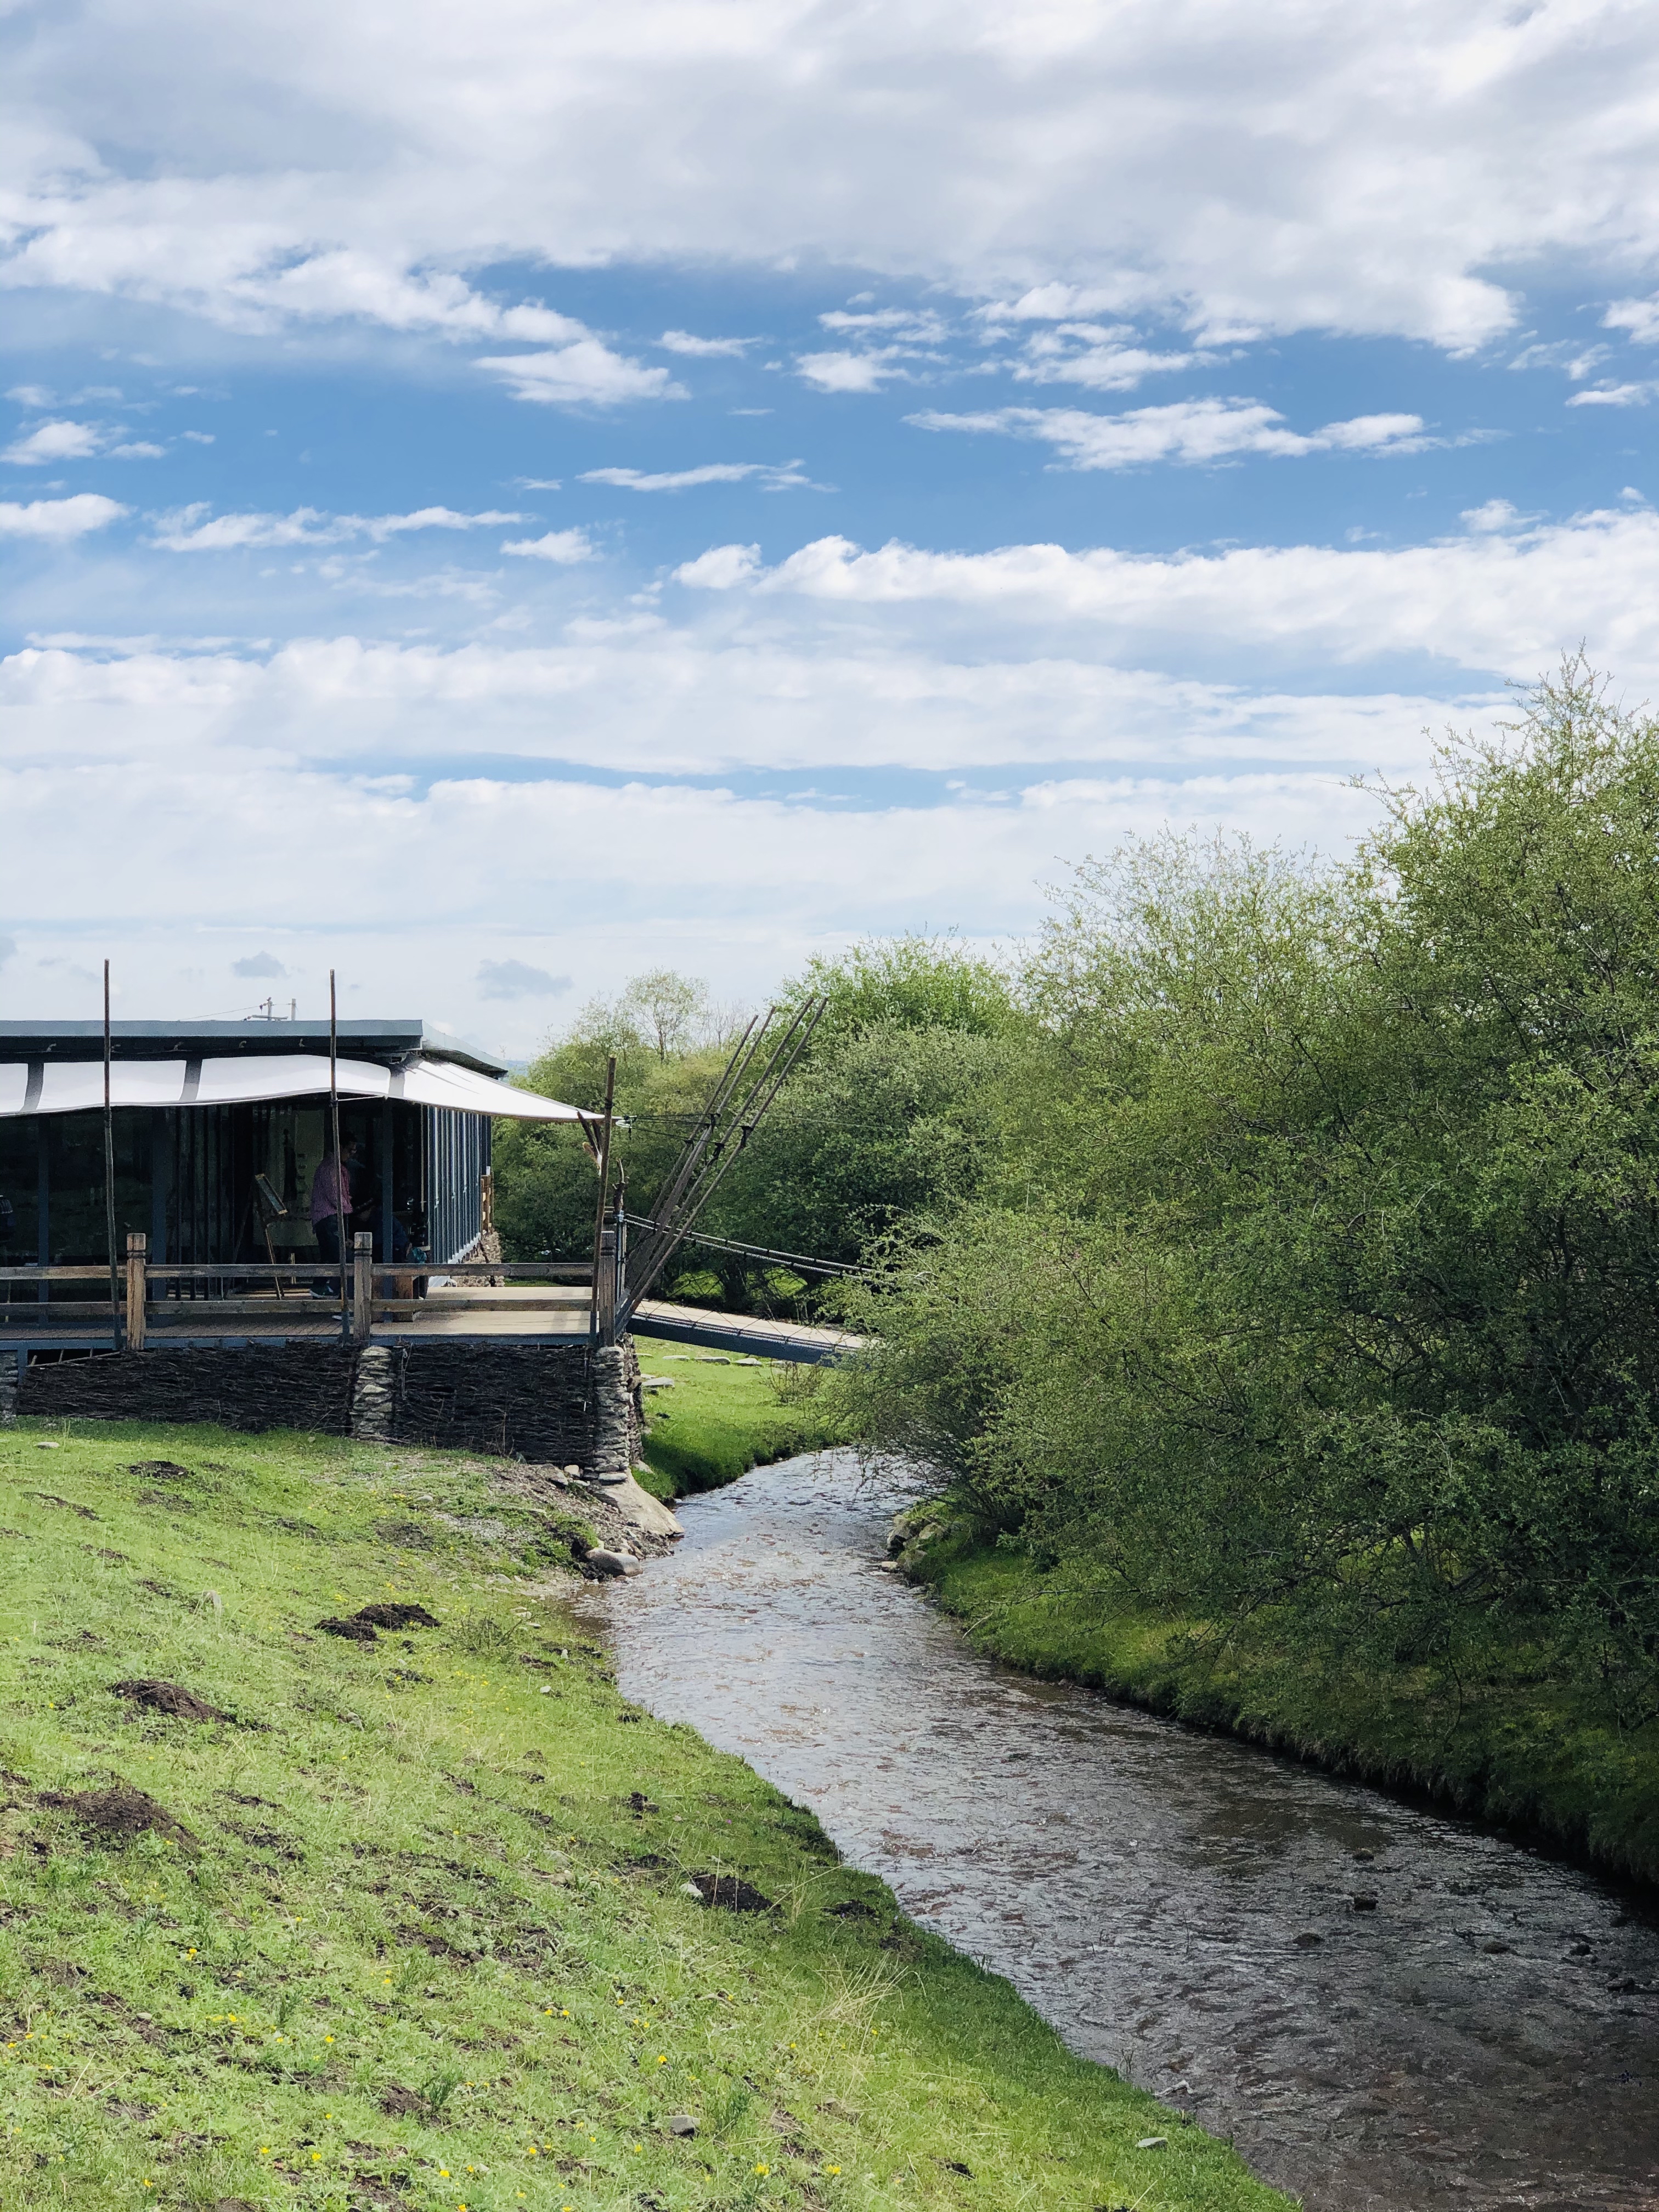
[374,1519,435,1549]
[137,1489,195,1513]
[353,1603,441,1630]
[26,1492,99,1520]
[317,1616,380,1643]
[126,1460,196,1482]
[378,2084,433,2119]
[686,1870,774,1913]
[826,1898,881,1921]
[109,1679,225,1722]
[41,1782,199,1853]
[83,1545,129,1562]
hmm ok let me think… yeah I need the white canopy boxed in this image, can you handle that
[0,1053,589,1122]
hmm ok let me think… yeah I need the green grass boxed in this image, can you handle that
[634,1353,838,1498]
[901,1525,1659,1891]
[0,1415,1286,2212]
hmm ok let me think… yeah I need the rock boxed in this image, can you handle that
[666,2114,698,2137]
[680,1880,707,1902]
[641,1376,677,1390]
[877,1560,900,1573]
[1351,1893,1379,1912]
[1135,2136,1168,2151]
[1294,1932,1323,1947]
[583,1548,642,1578]
[600,1471,683,1541]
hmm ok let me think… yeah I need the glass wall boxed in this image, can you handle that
[0,1098,476,1273]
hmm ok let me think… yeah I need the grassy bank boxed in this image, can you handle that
[900,1525,1659,1891]
[634,1352,836,1498]
[0,1416,1285,2212]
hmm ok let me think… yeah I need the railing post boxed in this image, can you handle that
[125,1232,147,1352]
[352,1231,374,1345]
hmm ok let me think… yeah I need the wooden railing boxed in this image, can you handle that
[0,1235,594,1347]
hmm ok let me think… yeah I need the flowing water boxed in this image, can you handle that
[572,1449,1659,2211]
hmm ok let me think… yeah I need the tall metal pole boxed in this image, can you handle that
[588,1054,617,1342]
[103,960,121,1350]
[329,969,347,1335]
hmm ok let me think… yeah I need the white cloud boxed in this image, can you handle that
[108,439,166,459]
[11,2,1658,356]
[499,528,594,561]
[180,430,216,444]
[477,957,572,999]
[1008,325,1199,392]
[657,331,758,357]
[673,543,762,589]
[1567,381,1657,407]
[794,349,913,394]
[697,510,1659,682]
[578,461,812,493]
[0,493,127,539]
[909,399,1430,469]
[1605,295,1659,344]
[150,504,528,550]
[476,343,685,408]
[6,386,55,410]
[3,418,103,464]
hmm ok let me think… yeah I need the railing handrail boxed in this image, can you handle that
[0,1259,591,1284]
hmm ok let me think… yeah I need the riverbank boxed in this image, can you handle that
[897,1522,1659,1892]
[0,1415,1284,2212]
[636,1351,839,1497]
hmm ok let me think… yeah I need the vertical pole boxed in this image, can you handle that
[126,1232,147,1352]
[103,961,121,1350]
[612,1183,627,1331]
[36,1120,48,1305]
[329,969,347,1335]
[588,1055,617,1344]
[352,1230,374,1345]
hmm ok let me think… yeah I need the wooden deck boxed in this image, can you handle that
[1,1280,860,1363]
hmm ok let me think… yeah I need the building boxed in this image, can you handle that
[0,1016,582,1274]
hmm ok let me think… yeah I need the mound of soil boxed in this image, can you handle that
[42,1782,199,1853]
[109,1679,225,1723]
[125,1461,195,1482]
[826,1898,880,1921]
[317,1616,379,1643]
[686,1870,774,1913]
[353,1603,441,1630]
[379,2084,432,2118]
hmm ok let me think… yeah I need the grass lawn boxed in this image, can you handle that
[901,1527,1659,1892]
[633,1352,837,1499]
[0,1414,1287,2212]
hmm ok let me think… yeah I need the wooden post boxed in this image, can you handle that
[103,961,121,1349]
[588,1055,617,1344]
[352,1231,374,1345]
[125,1232,146,1352]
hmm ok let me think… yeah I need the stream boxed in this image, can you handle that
[571,1448,1659,2211]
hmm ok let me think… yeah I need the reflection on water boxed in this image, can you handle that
[573,1450,1659,2211]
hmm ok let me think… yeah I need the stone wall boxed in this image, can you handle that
[7,1338,645,1470]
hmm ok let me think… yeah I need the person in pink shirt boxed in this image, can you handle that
[309,1137,358,1295]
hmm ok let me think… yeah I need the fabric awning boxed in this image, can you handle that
[0,1053,588,1122]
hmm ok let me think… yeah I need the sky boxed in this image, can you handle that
[4,0,1659,1056]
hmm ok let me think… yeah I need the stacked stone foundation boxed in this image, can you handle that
[5,1339,645,1472]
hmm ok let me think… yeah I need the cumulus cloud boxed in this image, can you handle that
[232,950,286,977]
[477,957,572,999]
[672,543,762,589]
[909,399,1431,469]
[1008,326,1199,392]
[794,349,915,394]
[3,419,104,465]
[499,528,594,561]
[1605,295,1659,345]
[578,461,812,493]
[8,0,1654,355]
[0,493,127,539]
[150,504,528,550]
[476,344,685,407]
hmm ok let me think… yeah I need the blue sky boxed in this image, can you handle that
[4,0,1659,1052]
